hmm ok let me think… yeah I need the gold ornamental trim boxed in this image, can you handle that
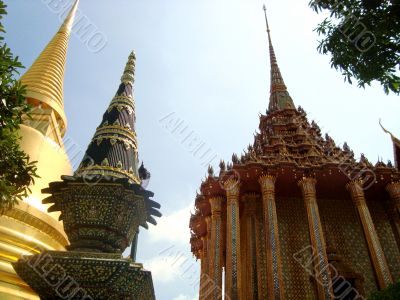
[298,177,317,199]
[346,180,366,206]
[0,273,39,299]
[386,182,400,201]
[24,91,67,135]
[209,197,223,215]
[107,104,134,114]
[270,83,287,93]
[224,178,240,198]
[259,174,276,192]
[94,125,137,138]
[92,135,137,150]
[3,203,68,247]
[110,95,135,107]
[77,165,140,184]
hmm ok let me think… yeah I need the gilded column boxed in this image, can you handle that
[242,194,259,299]
[208,197,223,300]
[224,179,242,300]
[199,236,209,300]
[259,175,284,300]
[386,182,400,249]
[240,206,248,300]
[298,177,333,300]
[255,200,268,300]
[386,182,400,217]
[206,216,212,269]
[347,180,393,288]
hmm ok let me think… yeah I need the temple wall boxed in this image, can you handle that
[276,197,316,300]
[367,199,400,282]
[199,193,400,299]
[318,197,377,296]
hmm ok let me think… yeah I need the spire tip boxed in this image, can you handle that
[60,0,80,33]
[263,3,270,33]
[121,51,136,84]
[263,5,295,112]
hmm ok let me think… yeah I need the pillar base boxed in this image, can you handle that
[12,251,155,300]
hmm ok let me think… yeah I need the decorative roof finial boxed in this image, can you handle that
[380,119,400,169]
[380,119,400,146]
[262,4,295,113]
[207,165,214,176]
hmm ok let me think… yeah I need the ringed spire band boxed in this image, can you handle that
[20,0,80,135]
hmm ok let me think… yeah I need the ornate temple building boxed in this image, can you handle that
[189,7,400,300]
[0,2,79,298]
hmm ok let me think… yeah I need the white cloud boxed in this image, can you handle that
[144,250,199,284]
[147,204,194,244]
[173,294,197,300]
[144,255,179,283]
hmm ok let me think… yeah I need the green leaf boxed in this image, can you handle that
[310,0,400,95]
[0,0,37,214]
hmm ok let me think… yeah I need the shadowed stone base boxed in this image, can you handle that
[12,251,155,300]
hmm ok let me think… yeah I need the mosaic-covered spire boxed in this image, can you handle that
[76,51,140,183]
[263,5,295,113]
[20,0,80,136]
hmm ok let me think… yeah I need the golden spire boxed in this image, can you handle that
[263,4,295,113]
[60,0,80,33]
[20,0,80,136]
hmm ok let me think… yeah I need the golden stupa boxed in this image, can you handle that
[0,1,79,298]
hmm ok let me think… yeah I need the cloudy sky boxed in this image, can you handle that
[5,0,399,299]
